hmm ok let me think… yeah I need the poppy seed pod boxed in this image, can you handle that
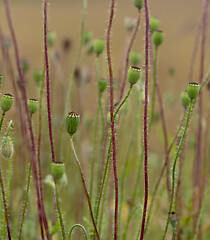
[133,0,144,10]
[93,39,105,56]
[152,30,164,47]
[66,112,80,136]
[51,162,65,181]
[127,66,141,85]
[129,51,141,65]
[33,71,42,86]
[1,94,14,113]
[187,82,199,100]
[149,17,160,33]
[98,79,107,94]
[82,31,92,45]
[1,136,14,159]
[28,99,39,116]
[180,91,190,109]
[47,31,56,47]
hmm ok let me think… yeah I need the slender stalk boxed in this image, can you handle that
[55,182,66,240]
[139,0,150,239]
[70,137,100,240]
[161,101,194,240]
[0,113,5,133]
[0,170,11,240]
[68,224,88,240]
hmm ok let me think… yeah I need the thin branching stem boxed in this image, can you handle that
[68,224,88,240]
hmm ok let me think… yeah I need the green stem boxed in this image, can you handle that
[68,224,88,240]
[0,113,5,133]
[149,45,158,129]
[55,182,66,240]
[70,137,100,240]
[162,100,194,240]
[199,71,210,92]
[145,110,186,231]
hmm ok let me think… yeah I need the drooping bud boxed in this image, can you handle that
[66,112,80,136]
[93,39,105,56]
[187,82,199,100]
[149,18,160,33]
[51,162,65,181]
[180,91,190,109]
[1,136,14,159]
[152,30,164,47]
[1,94,14,113]
[127,66,141,85]
[28,99,39,116]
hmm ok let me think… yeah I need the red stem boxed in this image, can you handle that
[3,0,50,238]
[106,0,118,239]
[44,0,55,163]
[139,1,149,240]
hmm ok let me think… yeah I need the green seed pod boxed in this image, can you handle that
[82,31,92,45]
[187,82,200,100]
[51,162,65,181]
[86,41,94,55]
[133,0,144,10]
[28,99,39,116]
[98,79,107,94]
[129,51,141,65]
[127,66,141,85]
[66,112,80,136]
[180,91,190,109]
[47,31,56,47]
[93,39,105,56]
[21,58,30,74]
[124,17,137,32]
[0,74,3,85]
[1,94,14,113]
[33,71,42,86]
[149,18,160,33]
[152,30,164,47]
[1,136,14,159]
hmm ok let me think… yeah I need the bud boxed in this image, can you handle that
[66,112,80,136]
[93,39,105,56]
[51,162,65,181]
[180,91,190,109]
[127,66,141,85]
[28,99,39,116]
[98,79,107,94]
[152,30,164,47]
[47,31,56,47]
[33,71,42,86]
[149,18,160,33]
[21,58,30,74]
[82,31,92,45]
[187,82,199,100]
[133,0,144,10]
[124,17,137,32]
[129,51,141,65]
[1,136,14,159]
[1,94,14,113]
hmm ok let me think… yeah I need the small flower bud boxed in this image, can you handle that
[98,79,107,94]
[66,112,80,136]
[180,91,190,109]
[47,31,56,47]
[93,39,105,56]
[1,94,14,113]
[28,99,39,116]
[1,136,14,159]
[152,30,164,47]
[133,0,144,10]
[127,66,141,85]
[82,31,92,45]
[51,162,65,181]
[33,71,42,86]
[124,17,137,32]
[187,82,199,100]
[129,51,141,65]
[149,18,160,33]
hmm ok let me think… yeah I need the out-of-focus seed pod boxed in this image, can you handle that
[133,0,144,10]
[47,31,56,47]
[129,51,141,65]
[180,91,190,109]
[82,31,92,45]
[187,82,199,100]
[33,71,42,86]
[66,112,80,136]
[93,39,105,56]
[98,79,107,94]
[152,30,164,47]
[51,162,65,181]
[149,17,160,33]
[1,94,14,113]
[127,66,141,85]
[1,136,14,159]
[124,17,137,32]
[28,99,39,116]
[21,58,30,74]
